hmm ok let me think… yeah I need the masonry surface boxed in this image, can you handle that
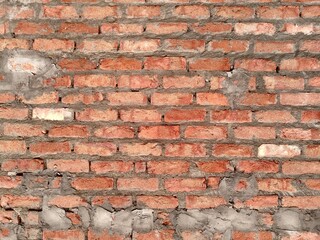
[0,0,319,239]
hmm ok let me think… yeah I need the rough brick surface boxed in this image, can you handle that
[0,0,319,239]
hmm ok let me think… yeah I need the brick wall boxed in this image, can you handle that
[0,0,319,239]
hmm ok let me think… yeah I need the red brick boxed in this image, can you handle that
[235,59,276,71]
[258,178,296,192]
[133,230,174,240]
[33,38,74,52]
[48,195,88,208]
[209,40,249,53]
[151,93,192,105]
[237,161,279,173]
[117,178,158,191]
[208,177,220,190]
[282,161,320,175]
[91,161,133,174]
[173,5,210,19]
[163,76,205,89]
[255,110,296,123]
[165,143,206,157]
[127,6,161,18]
[8,6,35,19]
[282,196,320,209]
[82,6,118,19]
[0,140,26,154]
[0,39,29,50]
[165,109,206,122]
[120,143,162,156]
[139,126,179,139]
[196,161,232,173]
[305,145,320,158]
[47,159,89,173]
[107,92,147,105]
[189,58,230,71]
[280,93,320,106]
[196,93,228,105]
[101,23,143,34]
[42,76,72,88]
[43,230,85,240]
[164,178,206,192]
[77,40,117,52]
[235,23,275,35]
[211,110,252,123]
[76,108,118,122]
[74,142,116,156]
[92,196,132,209]
[62,92,103,105]
[185,126,227,139]
[120,109,161,122]
[234,126,276,139]
[3,123,45,137]
[164,39,205,52]
[186,196,226,209]
[281,232,320,240]
[191,23,232,34]
[302,6,320,18]
[257,6,299,19]
[144,57,186,70]
[0,176,22,189]
[302,110,320,123]
[100,57,142,70]
[264,76,304,90]
[14,22,54,35]
[1,195,41,209]
[0,210,18,224]
[74,75,116,88]
[59,22,98,34]
[215,6,254,19]
[29,142,70,155]
[49,125,89,138]
[240,196,278,209]
[42,6,78,19]
[280,58,320,71]
[283,23,317,35]
[58,58,97,71]
[280,128,320,140]
[94,126,134,139]
[146,23,188,35]
[258,144,301,158]
[19,91,58,104]
[118,75,158,89]
[255,41,295,53]
[88,229,126,240]
[71,177,113,190]
[213,144,253,157]
[240,93,276,106]
[137,196,179,209]
[301,40,320,53]
[303,179,320,191]
[1,159,44,172]
[147,161,190,175]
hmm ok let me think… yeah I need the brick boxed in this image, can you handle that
[33,39,74,52]
[91,161,133,173]
[92,196,132,208]
[280,93,320,106]
[1,195,41,209]
[163,76,205,89]
[71,177,113,190]
[280,128,320,140]
[280,58,320,71]
[29,142,71,155]
[308,77,320,88]
[164,178,206,192]
[165,109,206,122]
[47,159,89,173]
[191,23,232,34]
[237,161,279,173]
[3,123,45,137]
[101,23,143,34]
[173,5,210,19]
[283,23,316,35]
[186,196,226,209]
[257,6,299,19]
[303,179,320,191]
[241,196,278,209]
[8,6,35,19]
[43,230,85,240]
[235,23,276,35]
[137,196,178,209]
[196,93,228,105]
[74,142,116,156]
[0,210,18,224]
[213,144,253,157]
[133,230,174,240]
[0,39,29,50]
[19,91,58,104]
[48,195,88,208]
[264,76,304,90]
[42,76,72,88]
[127,6,161,18]
[14,22,54,35]
[282,161,320,175]
[0,176,22,188]
[301,40,320,53]
[255,41,295,53]
[144,57,186,70]
[139,126,180,139]
[164,39,205,52]
[117,178,158,191]
[120,143,162,156]
[151,93,192,105]
[62,92,103,105]
[42,6,78,19]
[215,6,254,19]
[305,145,320,158]
[1,159,44,172]
[49,125,89,138]
[100,57,142,70]
[58,58,97,71]
[107,92,147,105]
[165,143,206,157]
[211,110,252,123]
[258,144,301,158]
[196,161,231,173]
[76,108,118,122]
[0,140,26,154]
[77,40,117,52]
[235,59,276,72]
[82,6,118,19]
[185,126,227,139]
[146,23,188,35]
[94,126,134,139]
[258,178,296,192]
[302,6,320,18]
[282,196,320,209]
[189,58,230,71]
[59,22,98,34]
[118,75,158,89]
[255,110,296,123]
[281,232,320,240]
[33,108,73,121]
[147,161,190,175]
[74,75,116,88]
[240,93,276,106]
[234,126,276,139]
[120,109,161,122]
[88,229,126,240]
[209,40,249,53]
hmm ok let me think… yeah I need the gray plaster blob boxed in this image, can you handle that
[112,210,133,235]
[132,209,154,232]
[275,209,302,231]
[93,207,112,230]
[78,207,90,228]
[41,207,72,230]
